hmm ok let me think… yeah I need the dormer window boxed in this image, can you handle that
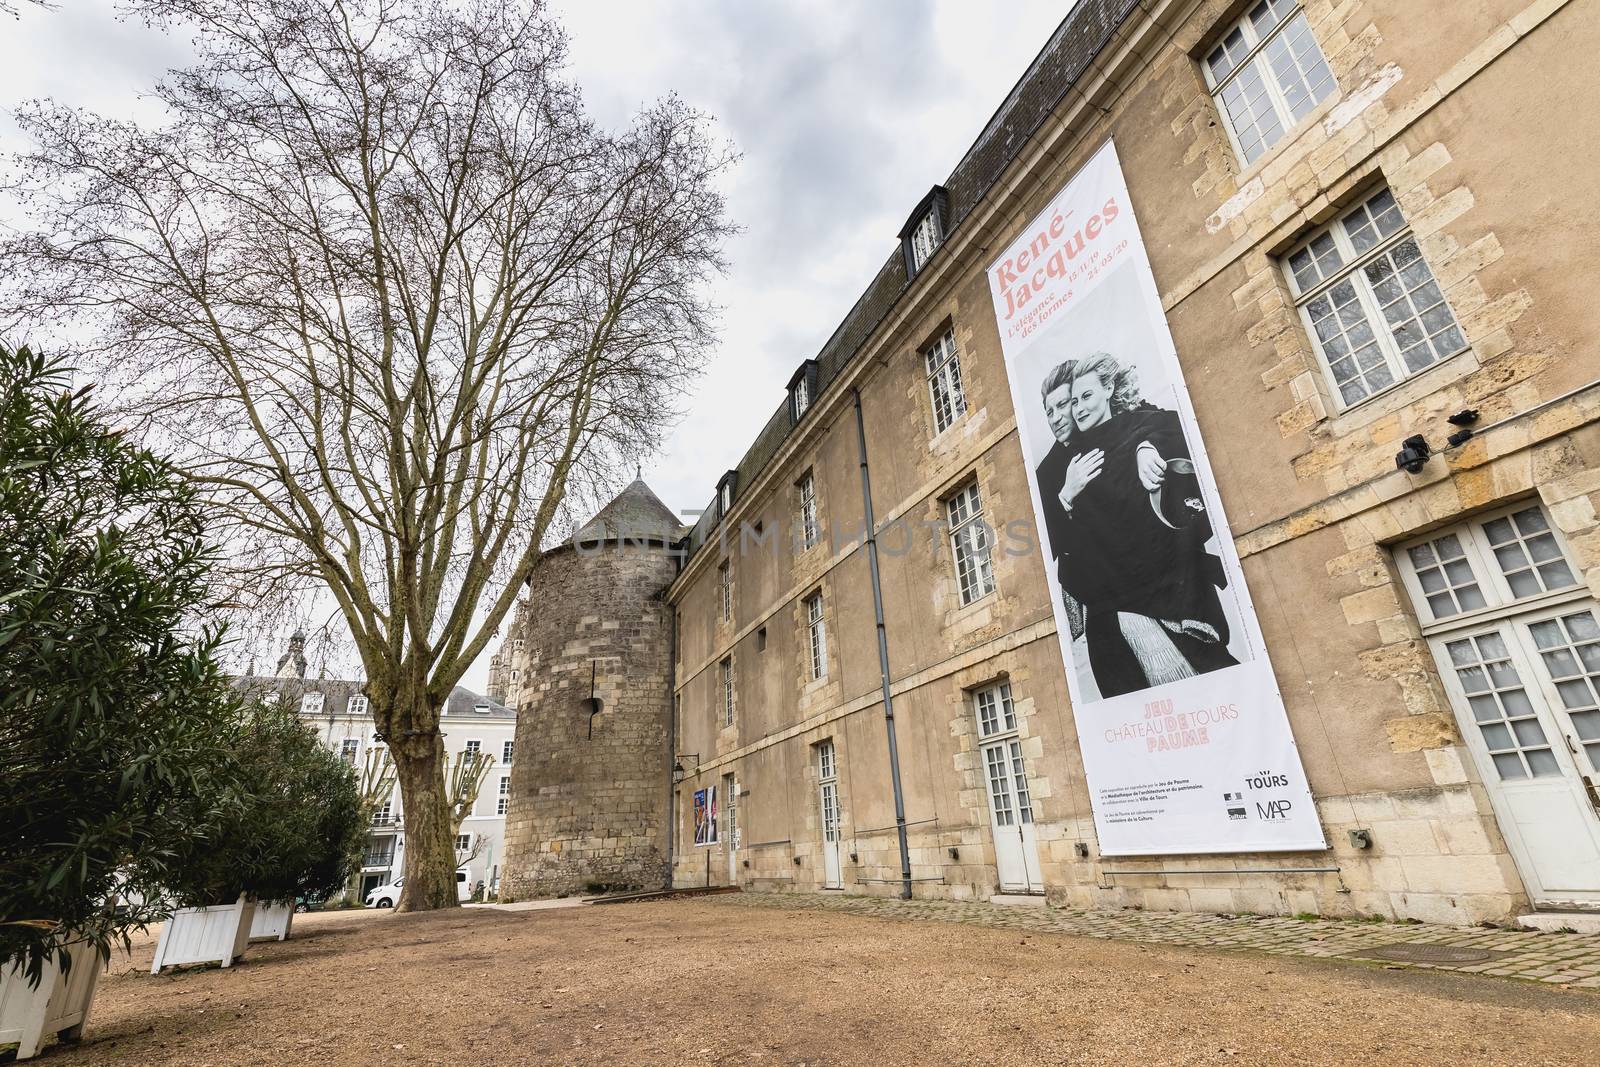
[300,691,325,716]
[898,185,949,278]
[716,470,738,520]
[787,360,818,424]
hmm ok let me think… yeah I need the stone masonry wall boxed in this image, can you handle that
[499,542,678,900]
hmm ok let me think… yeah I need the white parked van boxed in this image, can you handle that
[364,868,471,907]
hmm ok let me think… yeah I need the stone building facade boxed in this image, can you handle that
[497,482,681,899]
[660,0,1600,926]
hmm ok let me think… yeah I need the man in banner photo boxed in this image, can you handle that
[1034,350,1237,699]
[987,138,1324,856]
[692,786,718,847]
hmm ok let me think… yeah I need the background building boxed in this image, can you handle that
[246,633,518,900]
[501,0,1600,926]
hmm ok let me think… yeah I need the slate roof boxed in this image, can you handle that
[682,0,1141,560]
[570,478,683,546]
[236,676,515,720]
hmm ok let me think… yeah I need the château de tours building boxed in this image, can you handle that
[495,0,1600,926]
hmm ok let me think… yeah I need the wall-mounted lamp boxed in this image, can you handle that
[1446,408,1480,448]
[1348,828,1373,850]
[671,753,700,784]
[947,847,960,861]
[849,852,859,863]
[1074,842,1090,859]
[1395,434,1432,474]
[793,856,803,866]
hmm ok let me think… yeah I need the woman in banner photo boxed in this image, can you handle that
[1035,352,1235,698]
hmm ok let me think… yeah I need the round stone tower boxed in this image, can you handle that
[498,480,681,899]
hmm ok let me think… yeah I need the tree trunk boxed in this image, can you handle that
[392,733,459,912]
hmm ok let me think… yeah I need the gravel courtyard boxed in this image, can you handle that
[49,897,1600,1066]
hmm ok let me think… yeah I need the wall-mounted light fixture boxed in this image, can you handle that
[1074,842,1090,859]
[849,852,859,863]
[793,856,803,866]
[671,753,700,784]
[1446,408,1480,448]
[947,847,960,861]
[1348,828,1373,850]
[1395,434,1432,474]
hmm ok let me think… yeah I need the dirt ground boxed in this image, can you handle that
[32,898,1600,1066]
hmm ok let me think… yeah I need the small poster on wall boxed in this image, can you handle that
[693,786,718,847]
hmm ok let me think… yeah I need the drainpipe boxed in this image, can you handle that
[852,386,914,901]
[664,581,679,890]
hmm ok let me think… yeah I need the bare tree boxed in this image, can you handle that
[0,0,734,909]
[447,748,495,837]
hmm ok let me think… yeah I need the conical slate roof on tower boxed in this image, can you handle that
[570,479,681,545]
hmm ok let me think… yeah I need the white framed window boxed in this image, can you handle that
[924,330,967,435]
[455,833,472,854]
[372,799,393,826]
[816,740,840,843]
[718,559,733,622]
[972,681,1033,827]
[1398,502,1580,626]
[1396,502,1594,780]
[946,482,996,606]
[347,693,369,717]
[1284,186,1467,408]
[792,376,810,419]
[464,738,482,759]
[719,481,733,516]
[496,775,510,816]
[974,682,1018,740]
[300,691,325,716]
[339,738,360,764]
[720,656,736,727]
[502,740,514,764]
[805,593,828,681]
[908,209,941,273]
[798,471,819,549]
[1203,0,1336,165]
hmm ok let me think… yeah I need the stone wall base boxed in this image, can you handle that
[673,782,1530,926]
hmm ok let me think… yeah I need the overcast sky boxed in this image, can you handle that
[0,0,1073,689]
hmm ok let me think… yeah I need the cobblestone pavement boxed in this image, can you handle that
[723,891,1600,989]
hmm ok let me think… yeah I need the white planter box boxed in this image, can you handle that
[150,896,256,974]
[248,901,295,942]
[0,939,104,1060]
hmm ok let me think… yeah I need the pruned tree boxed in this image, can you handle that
[0,0,734,909]
[447,749,496,837]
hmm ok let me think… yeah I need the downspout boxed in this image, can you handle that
[664,576,679,891]
[852,386,914,900]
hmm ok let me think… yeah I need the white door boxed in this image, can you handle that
[1401,503,1600,906]
[982,738,1044,893]
[817,741,843,889]
[974,683,1044,894]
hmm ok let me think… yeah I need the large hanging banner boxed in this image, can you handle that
[987,139,1325,855]
[692,786,718,847]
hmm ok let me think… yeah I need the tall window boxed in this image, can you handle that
[720,656,736,727]
[340,738,360,764]
[805,593,828,681]
[946,482,996,606]
[908,210,941,273]
[372,799,393,826]
[798,470,819,549]
[300,691,325,716]
[924,330,967,434]
[496,775,510,816]
[1285,186,1467,408]
[973,681,1033,828]
[718,560,733,622]
[1203,0,1336,165]
[817,740,840,843]
[792,375,810,419]
[1396,502,1595,780]
[347,693,369,717]
[464,739,482,759]
[501,740,514,764]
